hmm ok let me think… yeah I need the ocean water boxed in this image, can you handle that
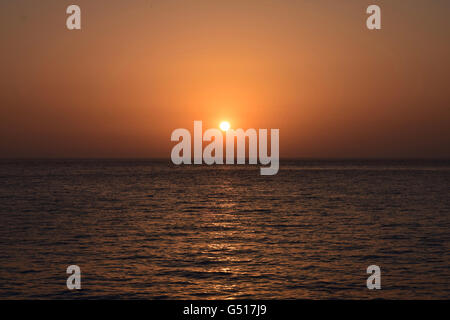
[0,159,449,299]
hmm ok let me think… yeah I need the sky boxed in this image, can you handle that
[0,0,449,158]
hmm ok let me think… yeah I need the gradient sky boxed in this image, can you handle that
[1,0,449,158]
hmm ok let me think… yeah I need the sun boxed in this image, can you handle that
[219,121,230,132]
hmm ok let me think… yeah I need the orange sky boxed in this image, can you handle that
[1,0,449,158]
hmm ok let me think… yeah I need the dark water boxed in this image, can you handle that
[0,159,449,299]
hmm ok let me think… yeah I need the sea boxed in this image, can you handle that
[0,159,449,299]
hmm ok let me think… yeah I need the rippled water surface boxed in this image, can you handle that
[0,160,449,299]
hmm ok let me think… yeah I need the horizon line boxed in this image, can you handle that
[1,157,450,161]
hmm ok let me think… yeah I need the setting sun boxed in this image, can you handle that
[219,121,230,132]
